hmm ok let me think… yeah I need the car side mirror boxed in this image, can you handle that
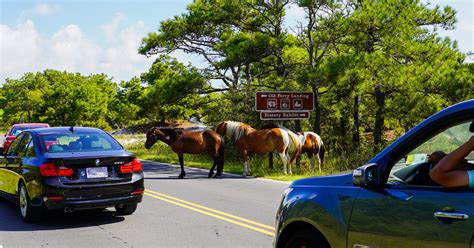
[352,163,380,189]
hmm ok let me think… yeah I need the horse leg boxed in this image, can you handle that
[308,153,315,171]
[241,150,250,176]
[316,151,322,173]
[286,150,292,175]
[209,157,217,178]
[279,152,288,175]
[215,140,225,178]
[178,153,186,179]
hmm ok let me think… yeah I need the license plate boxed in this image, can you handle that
[86,167,108,178]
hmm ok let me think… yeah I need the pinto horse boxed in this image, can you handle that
[144,127,225,179]
[297,131,325,172]
[216,121,300,175]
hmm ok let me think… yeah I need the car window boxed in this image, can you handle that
[24,137,36,158]
[17,133,33,156]
[389,121,474,186]
[40,132,122,153]
[5,133,24,156]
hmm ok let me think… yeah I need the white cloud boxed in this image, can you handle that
[0,20,42,78]
[31,3,60,15]
[48,24,102,72]
[101,12,127,41]
[0,17,156,84]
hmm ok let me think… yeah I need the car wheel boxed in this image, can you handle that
[18,183,43,223]
[283,230,328,248]
[115,203,137,215]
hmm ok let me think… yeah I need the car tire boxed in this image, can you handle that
[115,203,137,215]
[18,183,43,223]
[283,230,328,248]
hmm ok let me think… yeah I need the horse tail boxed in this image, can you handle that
[216,137,225,175]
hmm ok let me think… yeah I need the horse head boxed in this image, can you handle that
[216,122,227,136]
[145,127,162,149]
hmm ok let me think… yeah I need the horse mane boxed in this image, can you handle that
[223,121,255,142]
[155,127,183,141]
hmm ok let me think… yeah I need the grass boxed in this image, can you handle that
[114,134,369,181]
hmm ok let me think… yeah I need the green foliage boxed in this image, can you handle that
[139,55,208,121]
[1,70,117,130]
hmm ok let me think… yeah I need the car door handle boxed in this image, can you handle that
[434,211,469,220]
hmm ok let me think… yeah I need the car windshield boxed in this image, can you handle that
[40,133,122,153]
[10,126,45,136]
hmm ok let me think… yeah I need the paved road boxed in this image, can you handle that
[0,160,290,248]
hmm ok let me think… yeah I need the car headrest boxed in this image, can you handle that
[49,144,63,152]
[91,141,102,149]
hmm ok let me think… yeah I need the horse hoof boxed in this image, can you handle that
[208,173,213,178]
[178,174,185,179]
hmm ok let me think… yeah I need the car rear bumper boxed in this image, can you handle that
[44,194,143,211]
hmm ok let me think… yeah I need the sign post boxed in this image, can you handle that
[256,91,314,171]
[255,91,314,120]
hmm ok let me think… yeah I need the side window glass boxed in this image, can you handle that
[17,133,32,157]
[6,134,24,156]
[24,139,36,157]
[389,121,473,186]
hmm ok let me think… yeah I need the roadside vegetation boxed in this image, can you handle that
[1,1,473,180]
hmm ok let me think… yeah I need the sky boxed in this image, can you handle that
[0,0,473,84]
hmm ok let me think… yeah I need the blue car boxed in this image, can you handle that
[275,100,474,248]
[0,127,144,222]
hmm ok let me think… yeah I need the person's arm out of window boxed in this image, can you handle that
[430,136,474,188]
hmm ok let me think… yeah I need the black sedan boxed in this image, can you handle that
[0,127,144,222]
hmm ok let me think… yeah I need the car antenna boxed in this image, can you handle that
[69,126,74,133]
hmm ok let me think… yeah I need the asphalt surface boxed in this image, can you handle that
[0,160,290,248]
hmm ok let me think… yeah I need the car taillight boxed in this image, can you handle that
[119,158,142,173]
[39,163,73,177]
[131,189,144,195]
[6,136,15,141]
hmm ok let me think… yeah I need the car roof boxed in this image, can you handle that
[369,99,474,164]
[12,123,49,127]
[28,127,106,135]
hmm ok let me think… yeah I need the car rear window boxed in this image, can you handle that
[40,133,123,153]
[10,126,45,136]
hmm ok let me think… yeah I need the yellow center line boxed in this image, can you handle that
[143,191,275,237]
[145,189,275,231]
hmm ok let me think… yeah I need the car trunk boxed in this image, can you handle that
[50,155,136,199]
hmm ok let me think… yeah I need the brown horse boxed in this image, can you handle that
[297,131,325,172]
[216,121,300,175]
[145,127,225,179]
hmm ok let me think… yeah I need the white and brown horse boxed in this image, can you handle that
[216,121,300,175]
[145,127,225,179]
[297,131,325,172]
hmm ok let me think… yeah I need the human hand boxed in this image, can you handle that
[469,136,474,150]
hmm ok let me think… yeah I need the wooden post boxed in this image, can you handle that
[295,120,301,169]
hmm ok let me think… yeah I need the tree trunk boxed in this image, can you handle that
[295,120,301,169]
[352,95,360,149]
[312,85,321,134]
[374,85,385,150]
[268,152,273,170]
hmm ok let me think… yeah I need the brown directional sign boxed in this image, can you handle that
[260,112,310,120]
[255,91,314,112]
